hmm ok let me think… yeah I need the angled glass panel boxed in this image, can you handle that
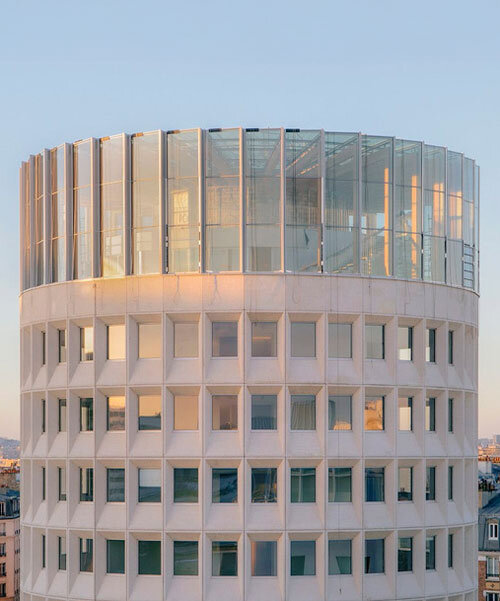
[290,540,315,576]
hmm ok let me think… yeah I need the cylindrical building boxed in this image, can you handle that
[19,129,479,601]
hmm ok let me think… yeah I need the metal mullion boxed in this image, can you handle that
[91,138,100,278]
[239,127,245,273]
[43,149,50,285]
[280,128,286,272]
[160,130,167,274]
[199,128,205,273]
[64,143,73,282]
[320,129,325,273]
[124,134,132,276]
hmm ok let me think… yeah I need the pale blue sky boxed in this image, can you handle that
[0,0,498,438]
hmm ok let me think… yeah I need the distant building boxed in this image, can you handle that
[0,489,20,601]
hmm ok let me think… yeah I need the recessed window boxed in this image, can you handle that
[212,468,237,503]
[138,540,161,575]
[42,534,46,568]
[80,398,93,432]
[251,468,277,503]
[212,321,238,357]
[174,468,198,503]
[58,536,66,571]
[291,394,316,430]
[251,541,277,576]
[106,468,125,502]
[106,540,125,574]
[251,321,277,357]
[138,394,161,430]
[398,537,413,572]
[107,324,125,360]
[58,329,66,363]
[365,324,384,359]
[328,539,351,575]
[290,322,316,357]
[80,326,93,361]
[365,467,384,502]
[290,467,315,503]
[41,399,46,434]
[138,468,161,502]
[212,541,237,576]
[448,398,454,432]
[290,540,315,576]
[79,538,93,572]
[58,467,66,501]
[328,395,352,431]
[174,541,198,576]
[174,395,198,430]
[448,533,454,568]
[489,521,499,541]
[398,467,413,501]
[138,322,162,358]
[212,394,238,430]
[426,327,436,363]
[426,466,436,500]
[79,467,93,502]
[328,467,352,502]
[448,465,454,500]
[251,394,277,430]
[426,535,436,570]
[425,397,436,431]
[107,395,125,431]
[448,330,454,364]
[365,538,384,574]
[41,466,46,501]
[398,397,413,431]
[41,331,46,365]
[174,322,198,358]
[58,398,67,432]
[328,322,352,359]
[397,325,413,361]
[364,396,384,431]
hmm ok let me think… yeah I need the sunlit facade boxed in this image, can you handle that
[20,128,479,601]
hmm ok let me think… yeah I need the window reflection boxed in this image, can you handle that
[50,145,66,282]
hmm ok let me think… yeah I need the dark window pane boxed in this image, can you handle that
[426,328,436,362]
[251,468,277,503]
[174,541,198,576]
[138,540,161,575]
[328,467,352,502]
[107,539,125,574]
[138,395,161,430]
[291,467,315,503]
[212,322,238,357]
[365,467,385,502]
[290,540,316,576]
[79,468,93,502]
[365,538,384,574]
[398,537,413,572]
[251,541,277,576]
[212,541,237,576]
[251,394,277,430]
[79,538,93,572]
[174,468,198,503]
[107,468,125,502]
[212,468,237,503]
[426,536,436,570]
[398,467,413,501]
[426,466,436,500]
[426,397,436,431]
[251,322,277,357]
[80,398,93,431]
[328,539,352,575]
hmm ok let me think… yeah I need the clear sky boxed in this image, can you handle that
[0,0,498,439]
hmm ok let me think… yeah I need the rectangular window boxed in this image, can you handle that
[328,395,352,431]
[138,540,161,575]
[42,534,46,568]
[426,327,436,362]
[290,322,316,357]
[107,324,125,360]
[365,538,384,574]
[80,467,94,501]
[212,541,238,576]
[41,331,46,365]
[291,394,316,430]
[174,322,198,358]
[251,394,277,430]
[138,467,161,502]
[448,330,454,364]
[42,467,46,501]
[138,394,161,430]
[0,564,4,577]
[41,399,46,433]
[365,467,385,502]
[107,395,125,431]
[328,539,351,575]
[426,535,436,570]
[365,324,384,359]
[212,395,238,430]
[58,329,66,363]
[448,465,454,500]
[398,537,413,572]
[80,326,93,361]
[0,583,5,597]
[364,396,384,431]
[328,322,352,359]
[212,321,238,357]
[328,467,352,502]
[58,536,66,570]
[212,468,238,503]
[107,539,125,574]
[79,538,93,572]
[251,541,277,576]
[106,468,125,502]
[489,522,499,540]
[397,326,413,361]
[425,397,436,431]
[487,558,499,579]
[174,468,198,503]
[58,398,67,432]
[251,322,277,357]
[448,398,454,432]
[426,466,436,500]
[80,397,93,431]
[290,540,316,576]
[290,467,316,503]
[174,394,198,430]
[398,467,413,501]
[58,467,66,501]
[251,468,277,503]
[448,533,453,568]
[138,322,162,358]
[174,540,198,576]
[398,397,413,431]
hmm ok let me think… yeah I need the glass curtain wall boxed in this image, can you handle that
[34,153,45,286]
[324,133,358,273]
[463,157,475,288]
[245,129,281,271]
[100,135,124,277]
[131,132,160,274]
[22,162,31,289]
[50,145,66,282]
[167,129,200,272]
[73,140,92,279]
[423,145,446,282]
[205,129,240,272]
[447,151,463,286]
[285,130,321,272]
